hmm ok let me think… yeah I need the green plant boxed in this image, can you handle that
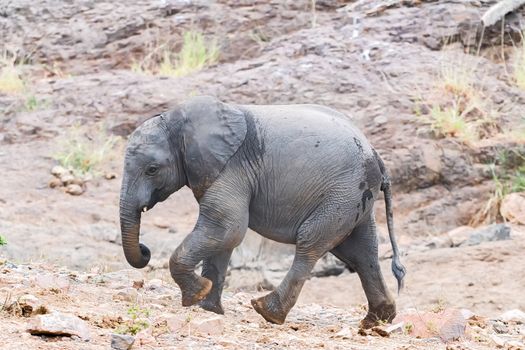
[116,305,151,335]
[22,95,48,112]
[403,321,413,334]
[0,235,7,246]
[54,126,121,177]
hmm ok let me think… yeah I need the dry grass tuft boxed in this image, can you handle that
[54,125,122,177]
[0,52,25,94]
[132,31,219,77]
[416,53,500,145]
[514,35,525,89]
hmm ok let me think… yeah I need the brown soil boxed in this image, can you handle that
[1,0,525,348]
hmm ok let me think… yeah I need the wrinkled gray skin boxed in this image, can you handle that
[120,96,406,327]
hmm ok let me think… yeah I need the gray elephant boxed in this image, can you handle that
[119,96,406,327]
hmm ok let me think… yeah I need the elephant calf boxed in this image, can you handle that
[119,96,406,328]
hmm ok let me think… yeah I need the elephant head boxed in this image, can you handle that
[119,96,247,268]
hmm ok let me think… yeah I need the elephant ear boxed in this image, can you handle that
[181,96,247,198]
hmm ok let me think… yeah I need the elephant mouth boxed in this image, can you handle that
[142,188,167,213]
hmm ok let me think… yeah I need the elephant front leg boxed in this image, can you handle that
[169,201,248,308]
[169,236,214,307]
[198,249,233,314]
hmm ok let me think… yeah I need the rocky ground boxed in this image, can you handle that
[0,258,524,349]
[1,0,525,348]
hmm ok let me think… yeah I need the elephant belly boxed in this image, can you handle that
[247,204,302,244]
[247,176,353,245]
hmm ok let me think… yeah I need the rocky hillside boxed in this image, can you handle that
[1,0,525,348]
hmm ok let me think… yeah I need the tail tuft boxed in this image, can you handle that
[392,256,406,294]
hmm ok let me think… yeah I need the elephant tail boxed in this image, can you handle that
[381,172,406,293]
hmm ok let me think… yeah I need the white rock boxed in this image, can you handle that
[27,312,90,340]
[385,321,404,334]
[66,184,84,195]
[51,165,68,177]
[113,288,138,302]
[490,334,505,347]
[501,192,525,225]
[447,226,475,247]
[190,316,225,336]
[500,309,525,323]
[60,173,76,185]
[460,308,475,320]
[146,279,164,290]
[111,333,135,350]
[507,341,525,348]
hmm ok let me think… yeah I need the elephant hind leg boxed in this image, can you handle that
[251,199,351,324]
[331,213,396,329]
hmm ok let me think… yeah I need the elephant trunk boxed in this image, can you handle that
[119,197,151,269]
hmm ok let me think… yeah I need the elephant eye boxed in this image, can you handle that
[145,165,159,176]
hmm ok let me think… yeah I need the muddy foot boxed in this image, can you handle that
[359,301,396,329]
[181,276,212,307]
[198,298,224,315]
[251,292,287,325]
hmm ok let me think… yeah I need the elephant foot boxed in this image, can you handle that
[359,300,396,329]
[251,292,287,325]
[181,276,213,307]
[198,297,224,315]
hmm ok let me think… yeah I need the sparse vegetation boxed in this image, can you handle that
[425,320,438,334]
[417,53,499,144]
[431,298,447,313]
[426,101,476,143]
[403,321,413,335]
[116,305,151,335]
[311,0,317,28]
[472,150,525,225]
[514,35,525,89]
[22,95,48,112]
[132,31,219,77]
[0,235,7,246]
[0,52,25,94]
[54,126,121,177]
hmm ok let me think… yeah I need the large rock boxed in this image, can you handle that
[499,309,525,323]
[166,314,225,337]
[393,308,466,342]
[501,192,525,225]
[447,226,475,247]
[27,312,91,340]
[111,333,135,350]
[459,224,511,247]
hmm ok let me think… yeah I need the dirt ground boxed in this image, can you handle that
[1,0,525,349]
